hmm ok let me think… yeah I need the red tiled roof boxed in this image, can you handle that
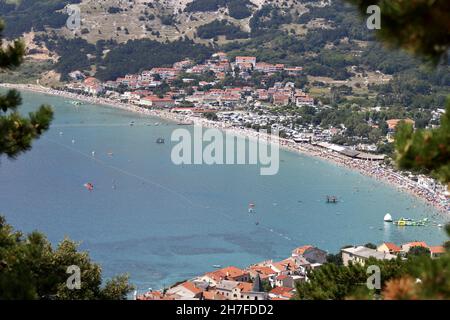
[249,266,276,276]
[236,282,254,293]
[205,266,247,282]
[181,282,203,295]
[429,246,445,254]
[202,290,227,300]
[382,242,401,252]
[270,286,294,295]
[404,241,428,248]
[386,119,415,129]
[292,245,313,255]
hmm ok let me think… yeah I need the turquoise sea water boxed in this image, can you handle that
[0,90,448,290]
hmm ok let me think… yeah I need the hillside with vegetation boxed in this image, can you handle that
[0,0,448,112]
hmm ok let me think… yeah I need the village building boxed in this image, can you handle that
[377,242,402,255]
[401,241,429,253]
[198,266,250,287]
[235,56,257,67]
[429,246,446,259]
[82,77,104,96]
[386,118,415,132]
[272,93,291,106]
[139,95,176,108]
[341,246,397,266]
[165,281,204,300]
[215,279,267,300]
[268,286,295,300]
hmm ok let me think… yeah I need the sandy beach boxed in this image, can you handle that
[2,83,449,214]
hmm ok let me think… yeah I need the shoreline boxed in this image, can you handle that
[2,82,449,215]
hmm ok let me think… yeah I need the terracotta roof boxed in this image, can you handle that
[205,266,247,282]
[386,119,415,129]
[182,282,203,295]
[381,242,401,252]
[429,246,446,254]
[202,290,226,300]
[248,266,276,277]
[292,245,313,255]
[137,291,175,300]
[270,286,294,295]
[237,282,254,293]
[404,241,428,248]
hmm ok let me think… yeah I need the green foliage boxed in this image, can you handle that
[96,39,214,81]
[369,64,450,109]
[0,216,134,300]
[404,253,450,299]
[260,279,272,293]
[297,227,450,300]
[347,0,450,64]
[0,0,82,38]
[250,5,292,36]
[0,60,54,84]
[36,35,97,80]
[0,20,54,158]
[326,253,343,266]
[407,246,431,258]
[185,0,253,19]
[296,257,405,300]
[197,20,249,40]
[395,100,450,184]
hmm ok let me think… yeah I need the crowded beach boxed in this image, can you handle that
[1,82,448,214]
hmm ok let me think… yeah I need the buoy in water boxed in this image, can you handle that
[384,213,393,222]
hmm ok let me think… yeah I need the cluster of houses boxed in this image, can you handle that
[343,241,446,266]
[137,245,327,301]
[136,241,446,301]
[63,52,446,163]
[65,52,313,110]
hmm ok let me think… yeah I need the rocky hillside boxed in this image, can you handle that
[1,0,329,43]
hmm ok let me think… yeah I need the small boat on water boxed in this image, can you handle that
[393,217,428,227]
[384,213,393,222]
[156,138,165,144]
[326,196,338,204]
[212,265,222,269]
